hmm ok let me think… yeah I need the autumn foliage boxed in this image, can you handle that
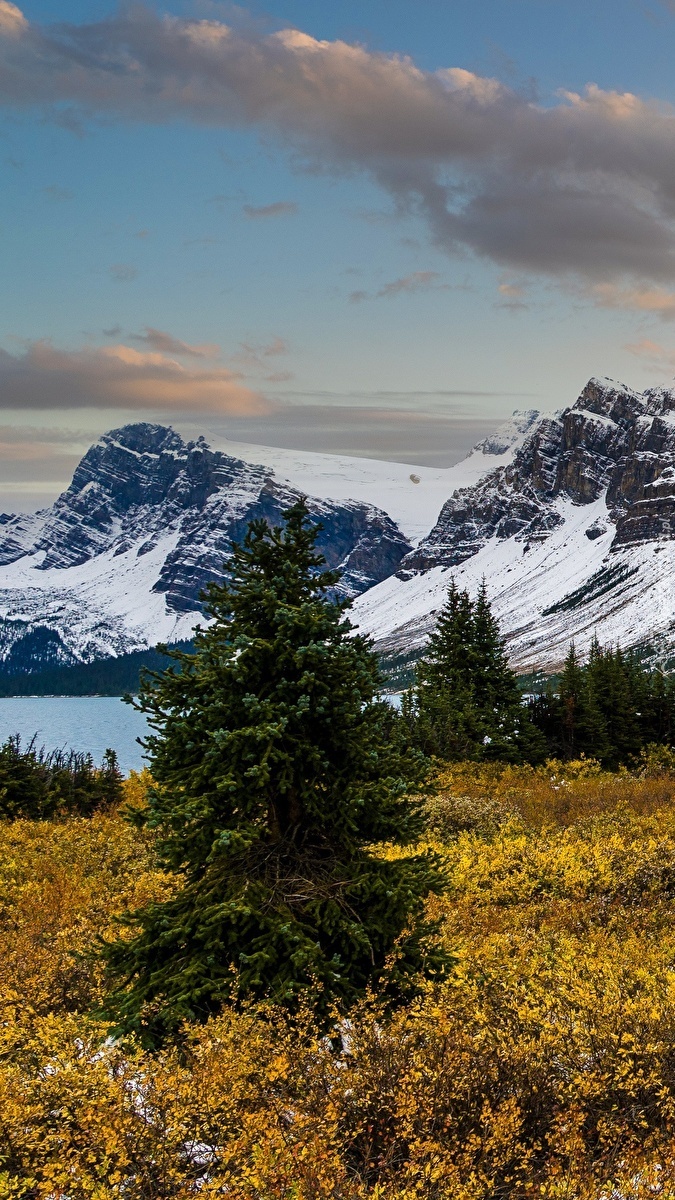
[5,761,675,1195]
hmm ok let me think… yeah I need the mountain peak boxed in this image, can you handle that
[0,422,417,674]
[96,422,185,457]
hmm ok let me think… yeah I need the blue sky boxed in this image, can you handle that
[3,0,675,506]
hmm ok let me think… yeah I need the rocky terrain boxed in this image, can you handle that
[0,424,411,675]
[353,377,675,671]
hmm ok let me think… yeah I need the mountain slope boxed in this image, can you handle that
[0,425,411,673]
[201,409,541,546]
[353,377,675,672]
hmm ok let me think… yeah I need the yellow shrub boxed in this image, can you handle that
[2,767,675,1195]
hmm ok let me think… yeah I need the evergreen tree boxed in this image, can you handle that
[104,500,445,1044]
[0,737,124,819]
[404,580,545,763]
[558,642,584,755]
[0,735,50,819]
[530,638,675,766]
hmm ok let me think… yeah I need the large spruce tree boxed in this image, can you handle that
[104,500,444,1043]
[404,580,545,763]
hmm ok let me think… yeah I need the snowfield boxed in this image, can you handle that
[203,421,535,546]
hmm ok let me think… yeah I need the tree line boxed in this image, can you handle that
[402,581,675,770]
[0,736,123,819]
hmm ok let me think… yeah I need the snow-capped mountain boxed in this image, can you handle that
[353,377,675,672]
[0,425,410,673]
[0,414,535,676]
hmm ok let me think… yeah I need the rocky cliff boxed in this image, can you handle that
[353,378,675,672]
[0,424,411,674]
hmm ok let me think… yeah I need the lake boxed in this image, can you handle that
[0,693,403,777]
[0,696,150,775]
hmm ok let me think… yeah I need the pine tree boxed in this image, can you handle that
[104,500,445,1044]
[404,580,545,763]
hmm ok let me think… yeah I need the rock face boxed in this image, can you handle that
[352,377,675,672]
[403,379,675,573]
[0,424,412,674]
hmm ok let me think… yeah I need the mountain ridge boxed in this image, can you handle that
[0,423,413,673]
[7,382,672,683]
[353,376,675,671]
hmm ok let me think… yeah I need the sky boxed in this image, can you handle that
[3,0,675,508]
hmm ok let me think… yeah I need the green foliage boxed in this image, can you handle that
[0,736,123,819]
[104,500,446,1044]
[402,580,546,764]
[529,636,675,767]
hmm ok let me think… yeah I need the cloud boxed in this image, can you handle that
[129,327,220,358]
[5,7,675,287]
[231,337,294,381]
[496,278,529,310]
[377,270,445,297]
[625,337,675,371]
[43,184,73,200]
[242,201,298,218]
[350,270,447,302]
[587,283,675,318]
[0,341,268,414]
[0,1,26,36]
[109,263,138,282]
[0,424,89,459]
[208,404,502,467]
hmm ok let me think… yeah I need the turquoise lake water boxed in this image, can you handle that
[0,693,402,777]
[0,696,150,775]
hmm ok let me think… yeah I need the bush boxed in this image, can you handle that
[423,789,513,839]
[2,762,675,1194]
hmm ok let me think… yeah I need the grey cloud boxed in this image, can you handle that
[350,270,448,302]
[109,263,138,282]
[5,7,675,286]
[242,201,298,218]
[43,183,73,200]
[129,327,220,357]
[378,270,445,297]
[206,405,501,468]
[0,341,268,414]
[230,337,295,382]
